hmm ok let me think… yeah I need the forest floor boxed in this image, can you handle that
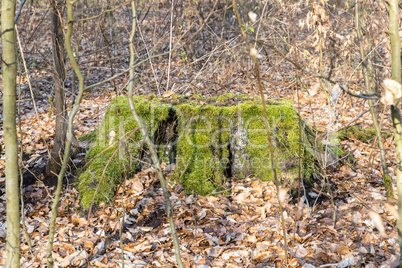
[0,1,400,267]
[0,85,400,267]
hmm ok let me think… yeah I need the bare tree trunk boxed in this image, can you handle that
[388,0,402,265]
[2,0,21,266]
[355,0,394,199]
[47,0,86,266]
[46,0,67,180]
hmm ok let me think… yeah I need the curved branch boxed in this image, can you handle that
[260,41,379,100]
[84,49,173,91]
[14,0,27,24]
[126,1,184,267]
[46,0,86,266]
[75,1,131,23]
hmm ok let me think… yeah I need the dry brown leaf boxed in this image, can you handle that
[253,242,271,262]
[60,250,88,267]
[163,90,175,98]
[93,259,108,268]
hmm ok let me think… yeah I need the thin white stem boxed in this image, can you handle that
[15,26,51,158]
[166,0,174,92]
[138,25,160,95]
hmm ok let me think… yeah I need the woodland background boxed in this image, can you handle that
[1,0,402,267]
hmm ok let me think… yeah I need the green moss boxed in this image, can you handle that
[383,174,394,199]
[334,126,392,143]
[216,93,235,101]
[78,130,97,142]
[174,103,236,195]
[239,100,314,186]
[172,98,317,194]
[78,95,170,209]
[191,94,203,99]
[80,94,343,205]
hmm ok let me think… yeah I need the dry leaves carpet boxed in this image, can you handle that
[0,155,400,267]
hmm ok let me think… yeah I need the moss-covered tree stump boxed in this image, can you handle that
[78,94,345,209]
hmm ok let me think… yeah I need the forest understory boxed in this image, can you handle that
[0,0,400,267]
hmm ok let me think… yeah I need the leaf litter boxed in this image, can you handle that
[0,150,399,267]
[0,87,400,267]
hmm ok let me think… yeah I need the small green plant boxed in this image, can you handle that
[179,51,188,62]
[244,25,254,33]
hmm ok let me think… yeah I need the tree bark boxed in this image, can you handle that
[388,0,402,265]
[2,0,21,266]
[47,0,86,265]
[46,0,67,180]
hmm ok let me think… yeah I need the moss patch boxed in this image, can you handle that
[78,96,170,209]
[174,103,235,195]
[78,130,97,142]
[334,125,392,143]
[78,94,345,208]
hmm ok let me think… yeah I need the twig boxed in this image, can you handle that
[252,51,289,266]
[127,1,184,267]
[83,0,220,92]
[15,26,51,161]
[278,242,309,268]
[185,0,220,44]
[232,0,289,265]
[259,41,379,100]
[46,0,87,265]
[84,49,172,91]
[137,26,161,94]
[166,0,174,92]
[14,0,27,24]
[16,50,33,253]
[75,1,131,23]
[334,103,379,132]
[334,178,392,226]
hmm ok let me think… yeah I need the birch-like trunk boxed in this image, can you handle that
[388,0,402,265]
[2,0,21,266]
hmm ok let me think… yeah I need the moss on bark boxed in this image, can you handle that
[78,94,346,208]
[78,95,170,209]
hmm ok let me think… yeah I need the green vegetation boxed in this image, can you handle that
[333,125,392,143]
[174,102,235,195]
[78,96,170,209]
[78,94,342,208]
[78,130,97,142]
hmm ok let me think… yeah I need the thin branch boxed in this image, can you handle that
[15,26,51,159]
[47,0,86,265]
[185,0,220,44]
[84,49,173,91]
[75,1,131,23]
[126,1,184,267]
[260,41,379,100]
[166,0,174,92]
[14,0,27,24]
[278,243,309,268]
[334,103,379,132]
[232,0,288,265]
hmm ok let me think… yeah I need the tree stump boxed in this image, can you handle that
[78,94,346,208]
